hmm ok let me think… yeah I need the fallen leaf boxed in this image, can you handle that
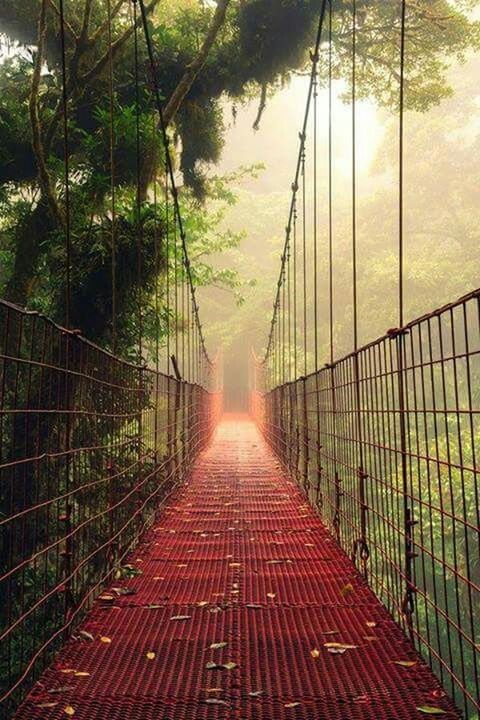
[321,630,339,636]
[209,642,228,650]
[170,615,191,621]
[363,636,378,641]
[35,703,58,709]
[205,688,223,693]
[246,604,263,609]
[417,707,447,715]
[206,661,237,671]
[328,648,347,655]
[60,669,76,675]
[204,699,228,705]
[197,601,208,607]
[98,594,115,602]
[78,631,94,642]
[340,583,354,597]
[393,660,417,668]
[249,690,264,697]
[229,563,241,568]
[64,707,75,716]
[267,593,276,599]
[146,652,156,660]
[147,604,163,610]
[284,702,300,708]
[99,636,111,644]
[74,672,90,677]
[366,621,377,628]
[323,642,358,650]
[310,649,320,659]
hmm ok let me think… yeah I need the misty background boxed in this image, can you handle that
[199,46,480,410]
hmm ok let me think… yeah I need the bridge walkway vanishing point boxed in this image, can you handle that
[14,415,459,720]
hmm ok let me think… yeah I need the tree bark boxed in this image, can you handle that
[163,0,231,127]
[29,0,63,228]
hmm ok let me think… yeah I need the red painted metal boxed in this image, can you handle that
[13,416,459,719]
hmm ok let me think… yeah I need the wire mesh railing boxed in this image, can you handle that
[0,299,221,715]
[251,288,480,718]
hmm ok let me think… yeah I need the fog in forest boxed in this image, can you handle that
[199,53,480,409]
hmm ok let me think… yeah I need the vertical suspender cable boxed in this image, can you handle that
[302,144,307,376]
[132,0,143,364]
[328,0,334,366]
[399,0,406,329]
[397,0,415,635]
[106,0,117,353]
[165,166,170,374]
[293,195,298,379]
[352,0,358,352]
[313,53,319,372]
[351,0,368,576]
[58,0,71,329]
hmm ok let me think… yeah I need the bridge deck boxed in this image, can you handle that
[16,416,458,719]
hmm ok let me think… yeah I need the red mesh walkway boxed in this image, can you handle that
[15,416,459,719]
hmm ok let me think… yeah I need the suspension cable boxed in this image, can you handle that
[138,0,213,377]
[261,1,328,372]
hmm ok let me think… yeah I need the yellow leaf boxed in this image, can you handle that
[310,648,320,658]
[209,642,228,650]
[64,707,75,717]
[267,593,276,599]
[392,660,417,667]
[74,672,90,677]
[146,651,156,660]
[197,601,208,607]
[60,669,76,674]
[284,702,300,708]
[366,621,377,628]
[416,706,446,715]
[100,636,111,644]
[340,583,354,597]
[205,688,223,693]
[323,642,358,650]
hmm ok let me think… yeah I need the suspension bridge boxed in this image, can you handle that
[1,1,479,719]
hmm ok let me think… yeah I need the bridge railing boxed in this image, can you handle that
[0,299,221,714]
[251,288,480,718]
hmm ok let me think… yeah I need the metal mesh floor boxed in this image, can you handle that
[14,415,459,719]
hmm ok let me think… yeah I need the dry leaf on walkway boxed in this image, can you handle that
[100,636,111,644]
[392,660,417,667]
[310,649,320,658]
[209,642,228,650]
[64,707,75,716]
[170,615,191,621]
[146,651,156,660]
[416,707,446,715]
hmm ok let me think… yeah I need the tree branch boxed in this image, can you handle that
[90,0,124,44]
[252,83,267,131]
[81,0,161,86]
[163,0,231,126]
